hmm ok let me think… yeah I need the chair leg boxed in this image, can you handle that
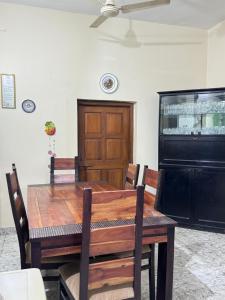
[149,244,155,300]
[59,280,68,300]
[58,280,61,300]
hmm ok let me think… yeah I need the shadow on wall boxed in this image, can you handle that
[97,19,204,48]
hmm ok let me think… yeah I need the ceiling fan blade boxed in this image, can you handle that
[90,15,108,28]
[121,0,170,14]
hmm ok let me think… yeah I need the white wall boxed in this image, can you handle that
[207,20,225,87]
[0,2,207,227]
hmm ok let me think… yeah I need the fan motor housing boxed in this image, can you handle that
[101,5,119,17]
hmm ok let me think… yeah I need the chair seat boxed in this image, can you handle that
[59,262,134,300]
[25,242,79,266]
[54,174,75,184]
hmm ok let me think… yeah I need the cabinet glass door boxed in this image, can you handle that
[160,91,225,135]
[198,92,225,135]
[160,94,201,135]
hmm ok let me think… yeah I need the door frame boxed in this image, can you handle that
[77,99,134,164]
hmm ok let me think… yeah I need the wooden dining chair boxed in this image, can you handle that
[59,186,145,300]
[6,164,79,272]
[142,166,165,211]
[124,163,140,189]
[141,166,165,300]
[50,156,80,184]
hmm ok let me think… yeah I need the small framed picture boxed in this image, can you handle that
[1,74,16,109]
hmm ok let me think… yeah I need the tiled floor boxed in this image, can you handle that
[0,227,225,299]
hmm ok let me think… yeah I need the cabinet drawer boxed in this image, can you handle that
[160,136,225,166]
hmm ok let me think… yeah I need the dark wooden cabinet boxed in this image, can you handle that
[192,168,225,228]
[161,167,192,222]
[158,87,225,232]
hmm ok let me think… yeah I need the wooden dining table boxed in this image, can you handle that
[27,181,176,300]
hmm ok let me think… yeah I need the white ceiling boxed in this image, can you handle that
[1,0,225,29]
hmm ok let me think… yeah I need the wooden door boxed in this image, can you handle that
[78,101,133,189]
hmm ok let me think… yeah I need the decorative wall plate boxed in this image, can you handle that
[99,73,119,94]
[22,99,36,113]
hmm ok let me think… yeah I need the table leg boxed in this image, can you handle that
[149,244,155,300]
[156,227,175,300]
[31,240,41,268]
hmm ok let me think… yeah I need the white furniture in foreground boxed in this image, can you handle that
[0,268,46,300]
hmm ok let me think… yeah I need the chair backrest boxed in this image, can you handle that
[6,164,29,269]
[142,166,165,210]
[125,163,140,189]
[80,186,144,300]
[50,156,80,184]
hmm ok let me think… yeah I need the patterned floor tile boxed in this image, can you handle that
[0,227,225,299]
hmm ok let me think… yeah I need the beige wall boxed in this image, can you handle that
[0,2,207,227]
[207,20,225,87]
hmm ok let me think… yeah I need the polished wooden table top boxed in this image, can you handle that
[28,182,175,239]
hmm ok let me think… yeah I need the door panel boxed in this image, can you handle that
[85,140,102,160]
[107,169,123,189]
[85,113,102,136]
[161,168,192,222]
[86,169,102,181]
[193,168,225,227]
[78,102,133,189]
[106,113,123,136]
[105,139,122,160]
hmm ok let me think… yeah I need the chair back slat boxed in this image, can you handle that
[52,158,75,170]
[92,189,136,204]
[6,165,29,268]
[142,166,165,210]
[79,186,144,299]
[142,168,158,189]
[88,257,134,290]
[90,225,135,256]
[125,163,140,189]
[50,156,80,184]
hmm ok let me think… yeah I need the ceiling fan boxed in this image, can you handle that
[90,0,170,28]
